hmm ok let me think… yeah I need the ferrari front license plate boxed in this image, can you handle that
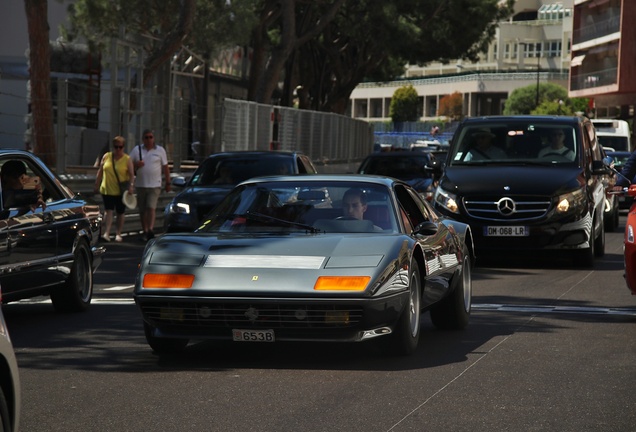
[484,226,529,237]
[232,329,275,342]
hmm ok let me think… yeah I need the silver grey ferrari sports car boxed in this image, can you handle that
[134,175,475,356]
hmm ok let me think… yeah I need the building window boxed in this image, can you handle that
[545,41,562,58]
[538,3,572,21]
[525,42,542,58]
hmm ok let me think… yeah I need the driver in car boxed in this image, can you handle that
[1,160,45,212]
[538,129,575,161]
[341,188,383,231]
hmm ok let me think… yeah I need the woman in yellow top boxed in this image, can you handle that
[94,136,135,242]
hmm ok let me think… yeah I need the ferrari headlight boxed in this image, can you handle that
[556,189,585,213]
[434,186,459,214]
[169,202,191,214]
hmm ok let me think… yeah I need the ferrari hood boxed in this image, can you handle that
[148,233,403,269]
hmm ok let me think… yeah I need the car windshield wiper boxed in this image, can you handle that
[244,211,321,233]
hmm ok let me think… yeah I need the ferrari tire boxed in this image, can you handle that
[51,240,93,313]
[430,247,472,330]
[385,260,421,356]
[144,321,189,354]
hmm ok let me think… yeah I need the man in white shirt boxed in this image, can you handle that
[129,129,171,240]
[465,128,507,161]
[538,129,575,161]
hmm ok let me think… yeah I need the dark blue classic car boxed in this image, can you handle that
[0,150,104,311]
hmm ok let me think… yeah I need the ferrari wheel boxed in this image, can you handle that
[143,321,189,354]
[51,240,93,313]
[385,260,421,356]
[430,247,472,330]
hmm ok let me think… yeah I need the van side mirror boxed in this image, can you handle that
[592,160,612,176]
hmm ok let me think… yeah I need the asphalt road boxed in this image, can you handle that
[4,217,636,432]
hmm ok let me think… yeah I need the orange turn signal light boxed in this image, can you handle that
[314,276,370,291]
[143,274,195,289]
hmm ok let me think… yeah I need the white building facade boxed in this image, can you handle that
[349,1,574,121]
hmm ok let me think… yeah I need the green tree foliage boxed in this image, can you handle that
[504,83,567,115]
[64,0,257,87]
[290,0,514,113]
[63,0,512,111]
[504,82,590,116]
[390,85,419,122]
[438,92,463,120]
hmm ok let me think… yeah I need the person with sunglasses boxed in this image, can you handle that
[129,129,171,241]
[94,136,135,242]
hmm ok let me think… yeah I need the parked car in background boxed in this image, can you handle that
[136,175,474,356]
[0,288,20,432]
[357,152,439,201]
[606,150,634,209]
[433,115,610,267]
[592,118,631,152]
[164,151,318,232]
[0,150,104,311]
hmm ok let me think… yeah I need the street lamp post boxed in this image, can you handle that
[535,52,540,108]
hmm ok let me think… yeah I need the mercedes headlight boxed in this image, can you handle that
[434,186,459,214]
[556,189,585,213]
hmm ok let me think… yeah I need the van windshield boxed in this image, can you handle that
[597,135,628,152]
[449,123,578,165]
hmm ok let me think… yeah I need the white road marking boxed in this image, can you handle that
[472,303,636,316]
[103,285,134,291]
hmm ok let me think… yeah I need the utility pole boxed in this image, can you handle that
[536,47,541,108]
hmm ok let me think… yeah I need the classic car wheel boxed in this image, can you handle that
[51,240,93,313]
[430,248,472,330]
[385,260,421,356]
[143,322,189,354]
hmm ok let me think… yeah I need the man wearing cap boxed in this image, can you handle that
[465,128,507,161]
[130,129,171,240]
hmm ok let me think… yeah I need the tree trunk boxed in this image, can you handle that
[24,0,56,167]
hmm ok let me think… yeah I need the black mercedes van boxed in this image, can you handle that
[433,115,610,267]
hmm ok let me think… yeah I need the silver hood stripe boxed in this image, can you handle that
[204,255,326,269]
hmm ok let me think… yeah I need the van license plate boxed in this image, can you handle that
[484,226,529,236]
[232,329,275,342]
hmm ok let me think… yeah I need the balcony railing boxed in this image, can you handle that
[570,67,617,91]
[573,13,620,45]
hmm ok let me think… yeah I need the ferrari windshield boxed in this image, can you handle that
[197,181,398,233]
[449,122,579,165]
